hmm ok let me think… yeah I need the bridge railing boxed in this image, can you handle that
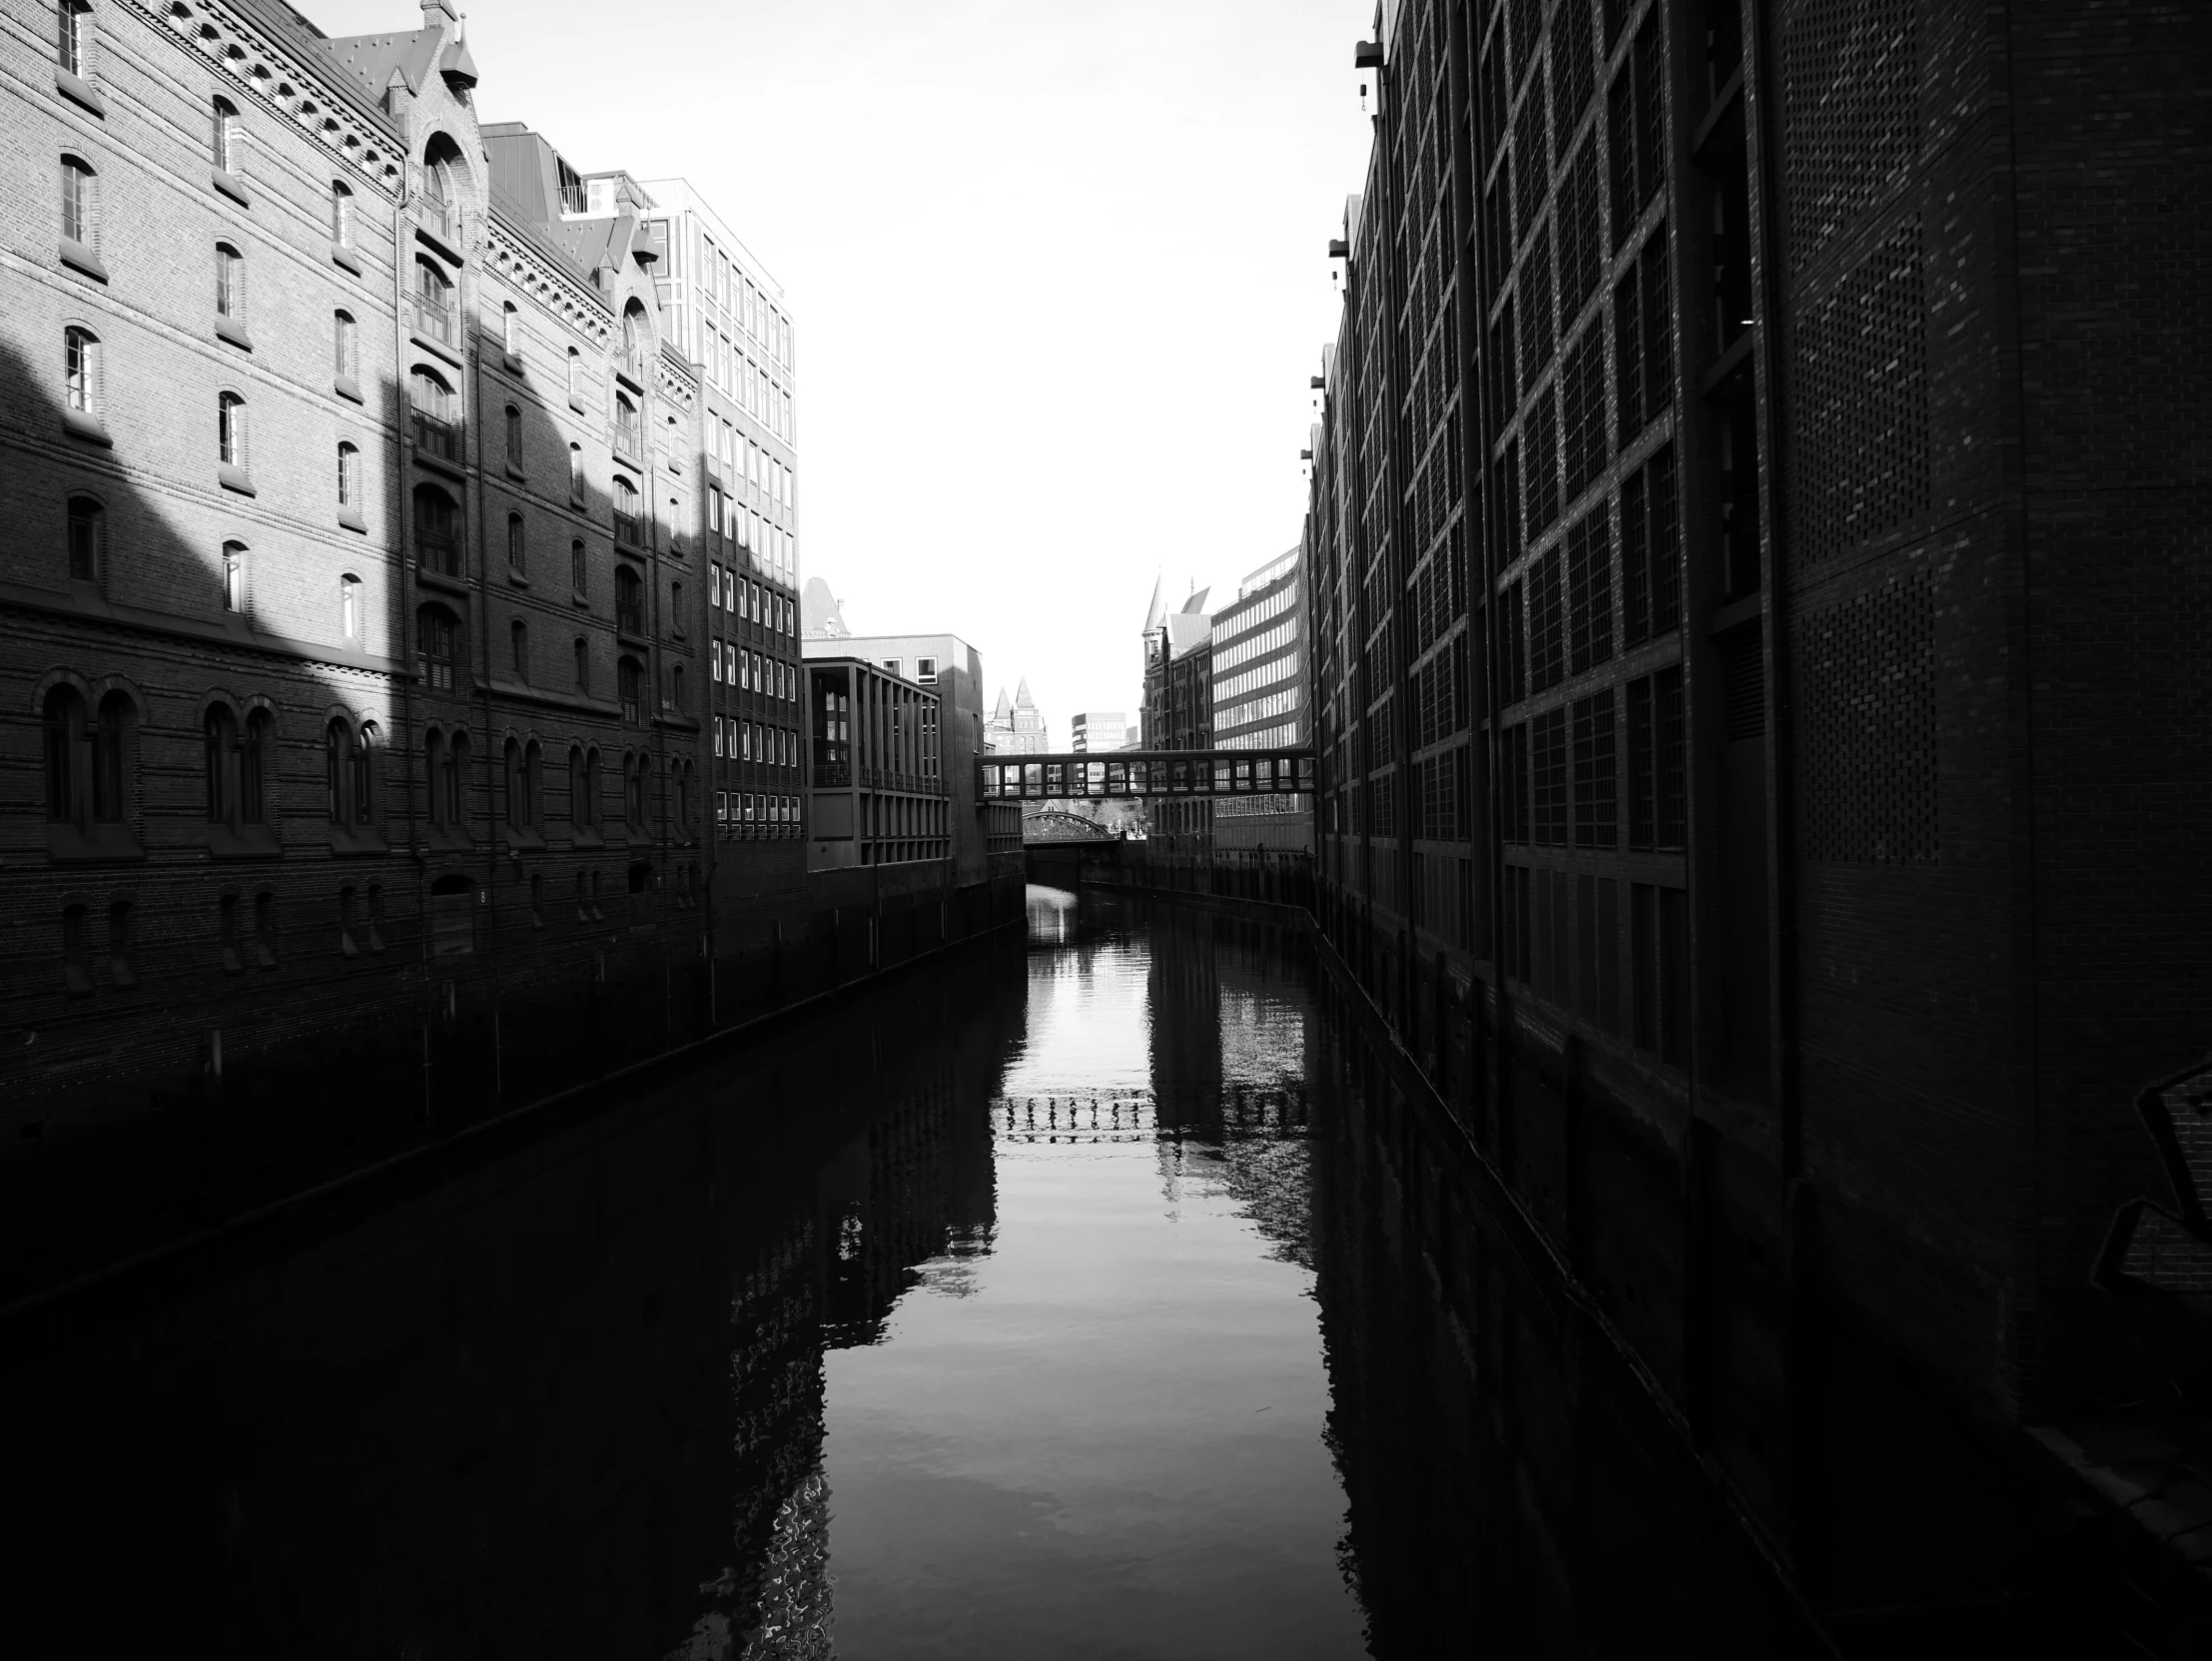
[980,749,1316,801]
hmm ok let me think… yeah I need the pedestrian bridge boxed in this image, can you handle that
[979,749,1315,801]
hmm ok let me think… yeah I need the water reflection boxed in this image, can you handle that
[1,891,1822,1658]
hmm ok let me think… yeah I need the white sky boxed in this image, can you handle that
[314,0,1374,746]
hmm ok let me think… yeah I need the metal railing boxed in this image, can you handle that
[413,410,460,462]
[811,762,852,789]
[418,193,457,245]
[417,530,462,578]
[412,292,454,347]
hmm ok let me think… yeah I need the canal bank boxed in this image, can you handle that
[0,867,1029,1317]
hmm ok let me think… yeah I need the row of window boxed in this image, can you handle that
[1214,618,1299,674]
[1213,658,1299,703]
[694,229,792,369]
[1499,667,1686,853]
[709,563,791,633]
[716,792,800,835]
[1216,686,1302,729]
[711,642,795,702]
[713,718,799,770]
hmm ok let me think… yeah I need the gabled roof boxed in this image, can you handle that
[1015,678,1035,708]
[1179,586,1211,615]
[321,25,442,100]
[993,687,1014,720]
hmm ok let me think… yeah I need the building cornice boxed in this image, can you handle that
[484,211,612,348]
[137,0,405,200]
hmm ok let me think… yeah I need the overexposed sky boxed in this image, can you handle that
[315,0,1373,743]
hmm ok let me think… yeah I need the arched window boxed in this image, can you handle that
[504,404,522,468]
[612,475,640,545]
[354,722,379,825]
[239,708,270,824]
[58,2,92,76]
[502,302,519,357]
[614,393,640,458]
[64,323,100,415]
[44,685,87,823]
[568,745,587,828]
[523,739,542,830]
[215,242,244,321]
[566,346,581,401]
[211,97,239,172]
[340,573,362,641]
[510,617,528,679]
[412,255,453,347]
[573,635,589,693]
[337,441,360,508]
[203,705,238,822]
[615,566,642,634]
[669,664,685,712]
[506,510,525,573]
[622,758,644,827]
[503,737,524,829]
[622,300,648,381]
[218,392,245,466]
[221,540,245,612]
[61,155,94,247]
[94,691,130,824]
[326,720,350,822]
[419,138,461,244]
[331,180,354,246]
[417,604,459,692]
[410,366,457,459]
[570,537,587,595]
[583,746,602,828]
[673,764,690,834]
[626,860,651,926]
[435,729,467,827]
[66,494,102,581]
[618,657,642,726]
[413,483,460,575]
[333,311,357,382]
[422,729,444,825]
[568,442,584,505]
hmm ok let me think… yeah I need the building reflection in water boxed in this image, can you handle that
[1,893,1837,1658]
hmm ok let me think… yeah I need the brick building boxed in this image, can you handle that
[1301,0,2212,1621]
[0,0,1020,1303]
[1139,578,1214,853]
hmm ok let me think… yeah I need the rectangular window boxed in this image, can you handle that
[1655,663,1686,848]
[1572,689,1616,848]
[1524,387,1560,533]
[1528,549,1564,692]
[1566,505,1614,677]
[1533,706,1568,846]
[1627,674,1655,849]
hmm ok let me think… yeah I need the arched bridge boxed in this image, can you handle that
[1024,808,1115,842]
[979,749,1315,801]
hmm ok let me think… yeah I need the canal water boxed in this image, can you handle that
[0,889,1819,1658]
